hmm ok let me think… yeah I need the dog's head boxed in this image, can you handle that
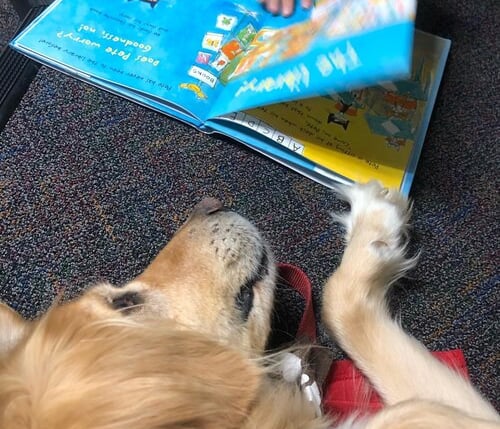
[0,198,279,428]
[82,196,276,354]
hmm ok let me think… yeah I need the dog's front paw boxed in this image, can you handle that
[334,181,410,245]
[333,181,416,285]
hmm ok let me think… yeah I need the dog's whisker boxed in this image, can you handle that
[115,303,145,313]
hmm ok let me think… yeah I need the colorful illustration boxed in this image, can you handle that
[328,112,350,130]
[324,89,366,130]
[184,4,261,100]
[179,82,208,100]
[195,51,212,65]
[210,53,230,71]
[333,90,365,116]
[242,31,448,192]
[202,32,224,52]
[216,14,238,31]
[319,55,431,144]
[236,24,257,45]
[181,0,415,100]
[12,0,444,196]
[216,0,414,83]
[225,28,278,79]
[221,39,243,60]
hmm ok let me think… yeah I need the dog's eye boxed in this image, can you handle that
[110,292,144,314]
[235,283,254,322]
[235,250,268,322]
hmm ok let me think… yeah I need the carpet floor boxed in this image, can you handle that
[0,0,498,409]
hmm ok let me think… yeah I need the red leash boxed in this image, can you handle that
[276,263,469,418]
[277,263,317,343]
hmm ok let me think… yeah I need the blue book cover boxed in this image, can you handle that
[10,0,450,195]
[11,0,416,121]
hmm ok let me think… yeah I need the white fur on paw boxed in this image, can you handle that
[333,181,410,239]
[332,181,416,281]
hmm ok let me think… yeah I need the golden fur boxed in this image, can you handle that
[0,184,498,428]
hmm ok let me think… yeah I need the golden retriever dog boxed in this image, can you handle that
[0,182,498,428]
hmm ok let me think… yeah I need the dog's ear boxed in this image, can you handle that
[0,303,29,356]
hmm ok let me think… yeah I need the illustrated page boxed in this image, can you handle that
[217,32,451,190]
[211,0,416,117]
[12,0,281,121]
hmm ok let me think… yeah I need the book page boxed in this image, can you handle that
[217,31,450,190]
[225,0,416,81]
[248,97,412,189]
[12,0,272,122]
[12,0,416,123]
[211,0,416,117]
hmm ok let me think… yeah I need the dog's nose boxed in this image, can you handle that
[193,197,224,216]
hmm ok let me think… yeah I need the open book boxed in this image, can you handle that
[11,0,450,195]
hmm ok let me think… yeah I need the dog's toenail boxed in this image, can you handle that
[372,240,388,249]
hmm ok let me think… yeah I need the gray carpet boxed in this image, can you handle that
[1,0,499,410]
[0,0,17,47]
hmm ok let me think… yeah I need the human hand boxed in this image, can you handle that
[260,0,314,17]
